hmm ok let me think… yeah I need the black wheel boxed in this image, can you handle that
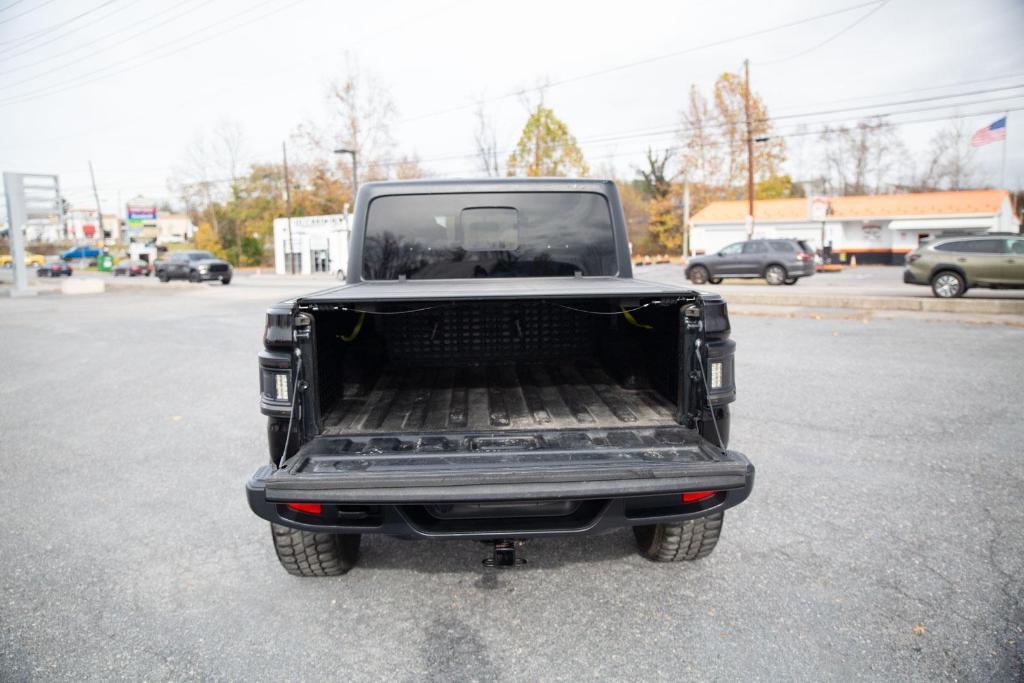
[764,264,787,286]
[188,270,201,283]
[633,512,724,562]
[221,277,231,285]
[158,271,169,283]
[271,524,361,577]
[931,270,965,298]
[336,269,346,280]
[708,277,723,285]
[688,265,710,285]
[783,277,798,285]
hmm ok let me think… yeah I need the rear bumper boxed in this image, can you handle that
[903,269,926,285]
[245,427,755,539]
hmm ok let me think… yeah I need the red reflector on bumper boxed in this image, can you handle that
[286,503,322,515]
[681,491,715,503]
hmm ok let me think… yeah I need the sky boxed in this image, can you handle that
[1,0,1023,217]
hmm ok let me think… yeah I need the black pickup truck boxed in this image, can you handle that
[246,179,754,576]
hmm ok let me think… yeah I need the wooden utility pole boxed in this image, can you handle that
[282,141,295,274]
[743,59,755,239]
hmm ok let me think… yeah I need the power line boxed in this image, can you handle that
[755,0,893,65]
[0,0,308,107]
[0,0,30,13]
[0,0,211,83]
[397,0,887,125]
[0,0,122,50]
[0,0,57,26]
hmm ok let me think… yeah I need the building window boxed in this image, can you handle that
[311,249,330,273]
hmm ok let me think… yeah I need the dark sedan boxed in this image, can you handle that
[37,262,73,277]
[113,260,153,277]
[155,250,232,284]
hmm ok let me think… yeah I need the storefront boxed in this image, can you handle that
[690,190,1019,265]
[272,213,352,276]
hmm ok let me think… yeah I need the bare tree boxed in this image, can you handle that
[474,104,501,176]
[818,117,907,195]
[915,119,977,191]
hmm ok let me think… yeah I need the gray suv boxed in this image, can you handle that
[685,239,816,286]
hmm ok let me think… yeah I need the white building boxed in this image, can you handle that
[273,213,352,276]
[64,209,121,243]
[690,190,1019,265]
[155,213,195,244]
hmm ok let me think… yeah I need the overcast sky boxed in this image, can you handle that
[1,0,1022,215]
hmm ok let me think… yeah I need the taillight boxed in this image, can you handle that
[286,503,322,515]
[796,252,811,261]
[681,491,716,503]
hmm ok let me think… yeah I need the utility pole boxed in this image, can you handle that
[282,141,295,274]
[743,59,755,240]
[682,182,691,257]
[89,161,104,243]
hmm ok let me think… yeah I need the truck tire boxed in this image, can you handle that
[189,270,201,283]
[271,524,361,577]
[633,512,724,562]
[158,271,169,282]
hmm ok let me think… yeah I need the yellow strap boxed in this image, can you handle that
[339,311,365,342]
[621,306,653,330]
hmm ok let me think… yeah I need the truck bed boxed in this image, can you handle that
[322,362,677,434]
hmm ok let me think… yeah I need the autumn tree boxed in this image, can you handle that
[506,104,588,177]
[676,75,784,214]
[294,54,397,194]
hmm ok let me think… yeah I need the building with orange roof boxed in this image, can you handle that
[689,190,1019,265]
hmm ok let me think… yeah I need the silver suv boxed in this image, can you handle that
[903,235,1024,298]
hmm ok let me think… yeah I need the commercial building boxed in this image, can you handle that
[64,209,121,242]
[272,213,352,276]
[690,190,1019,265]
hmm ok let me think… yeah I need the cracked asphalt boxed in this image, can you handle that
[1,281,1022,681]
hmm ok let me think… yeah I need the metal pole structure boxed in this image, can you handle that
[88,161,103,267]
[1000,112,1008,189]
[743,59,755,240]
[3,172,32,297]
[333,148,358,198]
[282,141,295,274]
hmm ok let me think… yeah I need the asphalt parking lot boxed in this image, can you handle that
[1,280,1022,681]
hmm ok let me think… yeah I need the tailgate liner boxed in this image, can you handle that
[257,426,752,503]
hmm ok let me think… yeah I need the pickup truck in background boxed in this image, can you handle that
[246,179,754,576]
[154,250,232,284]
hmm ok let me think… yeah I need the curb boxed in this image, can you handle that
[721,292,1024,315]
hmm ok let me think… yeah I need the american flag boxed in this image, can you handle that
[970,116,1007,147]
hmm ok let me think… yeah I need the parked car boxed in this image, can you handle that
[685,238,816,285]
[903,235,1024,298]
[154,251,232,284]
[246,178,753,576]
[0,253,47,268]
[112,260,152,277]
[37,261,73,277]
[61,246,101,261]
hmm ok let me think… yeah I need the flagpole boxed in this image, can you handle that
[1000,112,1008,189]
